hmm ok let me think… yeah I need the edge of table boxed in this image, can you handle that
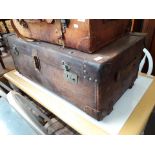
[3,70,155,135]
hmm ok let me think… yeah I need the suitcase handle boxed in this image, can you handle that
[15,19,55,30]
[26,19,54,24]
[16,19,69,28]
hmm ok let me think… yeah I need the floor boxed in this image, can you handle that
[0,97,38,135]
[0,53,15,76]
[0,92,78,135]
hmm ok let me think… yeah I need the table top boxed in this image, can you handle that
[4,70,155,135]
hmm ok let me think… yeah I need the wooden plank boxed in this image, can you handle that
[0,20,14,33]
[44,117,77,135]
[4,70,155,135]
[47,119,64,134]
[54,127,75,135]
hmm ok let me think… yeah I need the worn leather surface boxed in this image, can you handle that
[11,19,131,53]
[5,33,145,120]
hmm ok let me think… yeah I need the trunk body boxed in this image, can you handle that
[5,33,144,120]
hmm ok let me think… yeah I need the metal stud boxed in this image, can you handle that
[68,51,74,54]
[83,64,86,68]
[95,79,98,83]
[83,70,86,73]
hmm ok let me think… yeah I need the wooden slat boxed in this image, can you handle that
[47,119,64,134]
[55,127,75,135]
[0,20,14,33]
[44,117,78,135]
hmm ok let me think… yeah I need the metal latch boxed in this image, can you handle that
[62,62,78,84]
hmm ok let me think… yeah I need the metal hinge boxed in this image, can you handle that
[62,61,78,84]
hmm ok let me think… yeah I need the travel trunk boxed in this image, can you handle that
[6,33,145,120]
[11,19,131,53]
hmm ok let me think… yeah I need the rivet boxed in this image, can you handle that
[95,79,98,83]
[83,76,86,79]
[68,51,74,54]
[83,70,86,73]
[83,64,86,68]
[89,77,92,81]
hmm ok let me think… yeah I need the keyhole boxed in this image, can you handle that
[33,56,41,71]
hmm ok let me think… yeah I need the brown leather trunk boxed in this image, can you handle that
[11,19,131,53]
[5,33,145,120]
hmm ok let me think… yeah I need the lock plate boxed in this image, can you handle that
[64,70,78,84]
[62,61,78,84]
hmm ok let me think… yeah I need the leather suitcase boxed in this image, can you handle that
[11,19,131,53]
[6,33,145,120]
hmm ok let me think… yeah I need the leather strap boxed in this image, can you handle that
[54,19,69,47]
[11,20,34,42]
[12,19,70,47]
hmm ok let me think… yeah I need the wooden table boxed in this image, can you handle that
[3,70,155,135]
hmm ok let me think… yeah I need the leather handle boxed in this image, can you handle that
[17,19,55,27]
[17,19,28,28]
